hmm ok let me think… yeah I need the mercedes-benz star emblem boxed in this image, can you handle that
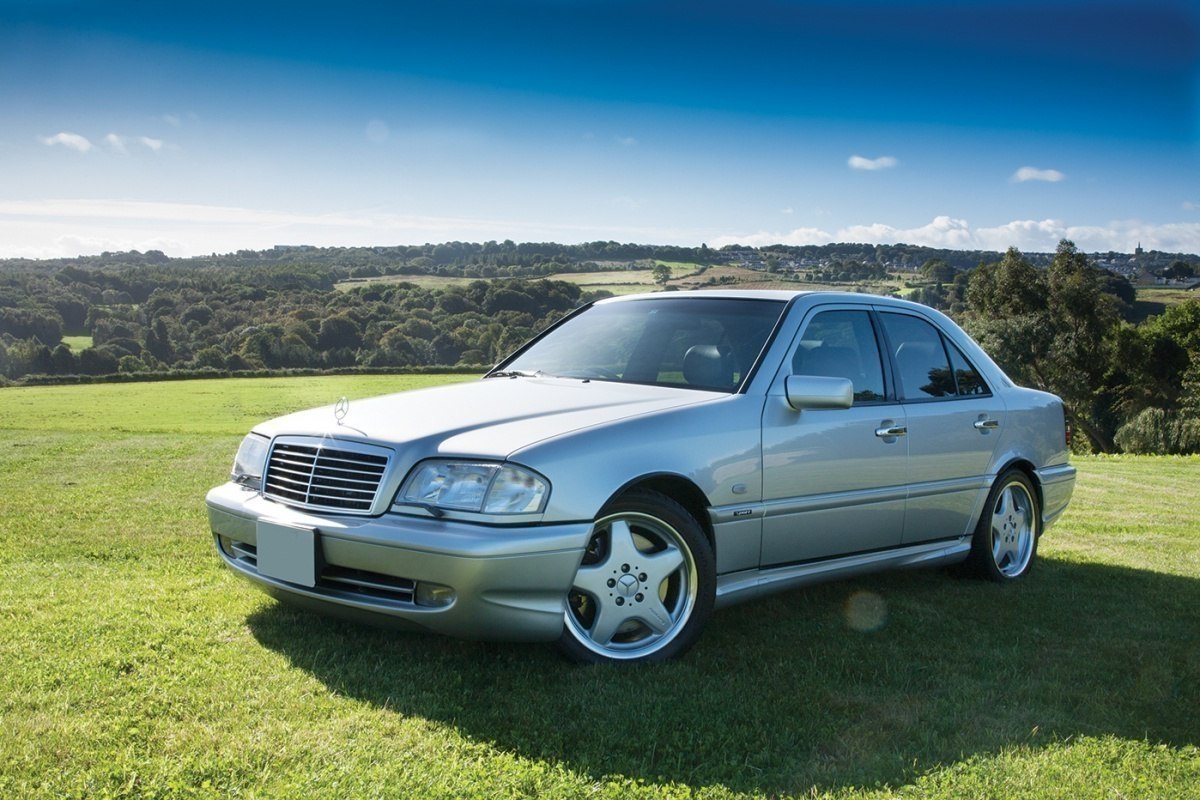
[334,396,350,425]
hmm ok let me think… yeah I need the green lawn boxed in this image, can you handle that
[1,376,1197,798]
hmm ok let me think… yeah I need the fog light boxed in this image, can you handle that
[414,582,455,608]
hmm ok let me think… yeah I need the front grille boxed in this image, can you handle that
[263,438,391,514]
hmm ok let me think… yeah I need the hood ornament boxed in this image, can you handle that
[334,396,350,426]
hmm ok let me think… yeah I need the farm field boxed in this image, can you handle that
[1133,286,1199,321]
[60,335,94,351]
[332,262,919,300]
[334,261,703,294]
[1,375,1198,799]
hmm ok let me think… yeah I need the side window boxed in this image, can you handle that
[792,310,886,402]
[879,312,956,400]
[947,341,990,396]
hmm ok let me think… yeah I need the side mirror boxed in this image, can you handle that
[785,375,854,411]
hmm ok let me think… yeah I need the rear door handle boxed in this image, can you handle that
[974,419,1000,430]
[875,425,908,438]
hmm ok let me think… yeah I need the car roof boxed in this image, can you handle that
[596,289,805,303]
[594,288,923,309]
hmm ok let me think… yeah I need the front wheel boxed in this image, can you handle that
[966,469,1041,581]
[559,489,715,664]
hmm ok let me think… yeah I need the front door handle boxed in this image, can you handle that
[974,418,1000,430]
[875,425,908,438]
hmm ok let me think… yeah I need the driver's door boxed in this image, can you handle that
[760,306,908,565]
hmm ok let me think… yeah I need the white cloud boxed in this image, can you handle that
[0,198,708,258]
[709,227,833,248]
[781,207,794,215]
[104,133,167,153]
[615,136,637,146]
[4,199,1197,260]
[40,132,92,152]
[709,216,1200,254]
[848,154,897,171]
[973,219,1067,251]
[1012,166,1066,183]
[842,216,977,248]
[1184,201,1200,212]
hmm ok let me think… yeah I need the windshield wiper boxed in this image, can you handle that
[486,369,545,379]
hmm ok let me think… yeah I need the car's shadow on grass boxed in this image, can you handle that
[246,557,1200,795]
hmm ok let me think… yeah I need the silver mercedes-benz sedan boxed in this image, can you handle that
[206,290,1075,663]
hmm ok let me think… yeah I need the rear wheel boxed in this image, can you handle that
[559,489,714,664]
[967,469,1040,581]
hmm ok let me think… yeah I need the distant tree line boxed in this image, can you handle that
[0,262,594,381]
[0,241,719,281]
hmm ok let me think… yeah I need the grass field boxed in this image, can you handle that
[1133,287,1199,322]
[1,376,1198,799]
[335,262,701,295]
[331,262,923,299]
[61,334,94,351]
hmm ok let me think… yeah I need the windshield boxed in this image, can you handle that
[495,296,788,392]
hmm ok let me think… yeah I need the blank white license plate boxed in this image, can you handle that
[256,521,317,587]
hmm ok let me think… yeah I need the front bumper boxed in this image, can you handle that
[205,482,593,641]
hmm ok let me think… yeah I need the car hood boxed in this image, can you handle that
[251,376,721,460]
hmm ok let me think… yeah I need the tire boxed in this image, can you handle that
[558,489,715,664]
[966,468,1041,581]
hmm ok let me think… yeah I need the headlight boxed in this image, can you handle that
[396,460,549,515]
[231,434,270,489]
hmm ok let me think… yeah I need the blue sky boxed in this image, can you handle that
[2,0,1198,258]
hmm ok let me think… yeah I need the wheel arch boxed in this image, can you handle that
[993,457,1043,518]
[608,473,715,549]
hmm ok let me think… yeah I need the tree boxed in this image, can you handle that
[1114,408,1200,455]
[964,242,1122,452]
[920,258,956,284]
[193,346,227,369]
[652,263,672,286]
[118,354,148,373]
[180,303,214,326]
[1136,301,1200,418]
[79,346,120,376]
[144,318,174,363]
[316,314,362,351]
[1163,260,1195,280]
[0,308,63,345]
[5,338,54,377]
[50,343,78,374]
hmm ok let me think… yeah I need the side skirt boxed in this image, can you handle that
[714,537,971,609]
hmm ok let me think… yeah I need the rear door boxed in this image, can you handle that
[875,310,1006,543]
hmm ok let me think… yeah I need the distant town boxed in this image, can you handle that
[721,243,1199,289]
